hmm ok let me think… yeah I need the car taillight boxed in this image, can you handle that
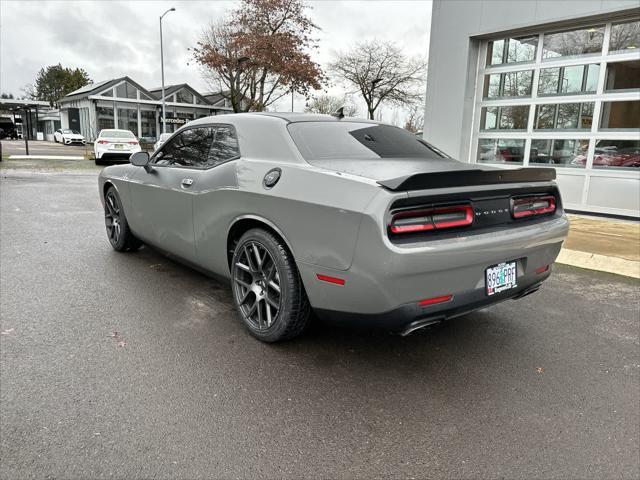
[128,140,138,145]
[511,195,556,219]
[389,204,473,234]
[97,140,108,144]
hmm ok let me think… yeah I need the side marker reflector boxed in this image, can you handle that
[316,274,346,286]
[418,294,453,307]
[535,265,550,274]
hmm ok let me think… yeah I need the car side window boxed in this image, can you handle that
[154,127,215,167]
[206,126,240,168]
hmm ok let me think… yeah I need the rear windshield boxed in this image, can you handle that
[288,122,445,161]
[100,130,135,138]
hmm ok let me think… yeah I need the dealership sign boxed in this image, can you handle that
[160,117,189,125]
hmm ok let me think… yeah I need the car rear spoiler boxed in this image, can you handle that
[377,167,556,191]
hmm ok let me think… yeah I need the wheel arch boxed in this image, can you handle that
[226,215,296,270]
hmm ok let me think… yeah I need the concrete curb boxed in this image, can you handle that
[9,155,85,160]
[557,248,640,279]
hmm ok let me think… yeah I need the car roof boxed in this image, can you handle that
[249,112,380,124]
[188,112,380,127]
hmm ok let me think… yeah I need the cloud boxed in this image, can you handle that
[0,0,432,123]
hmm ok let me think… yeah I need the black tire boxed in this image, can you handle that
[104,187,142,252]
[231,228,311,342]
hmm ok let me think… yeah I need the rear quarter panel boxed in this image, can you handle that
[193,159,382,277]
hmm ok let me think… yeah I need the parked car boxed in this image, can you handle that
[572,141,640,168]
[94,129,141,165]
[154,132,172,151]
[0,117,19,139]
[54,128,86,145]
[98,113,568,342]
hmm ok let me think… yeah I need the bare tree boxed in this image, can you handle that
[193,0,325,112]
[404,103,424,133]
[304,94,357,116]
[329,40,426,120]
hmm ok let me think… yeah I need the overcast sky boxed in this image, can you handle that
[0,0,432,123]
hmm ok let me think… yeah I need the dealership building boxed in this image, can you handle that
[57,76,232,143]
[424,0,640,217]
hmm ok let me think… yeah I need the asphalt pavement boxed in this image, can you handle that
[1,172,639,479]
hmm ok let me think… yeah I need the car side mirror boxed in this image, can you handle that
[130,151,153,173]
[130,151,149,166]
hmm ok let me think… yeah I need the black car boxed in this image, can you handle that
[0,118,19,139]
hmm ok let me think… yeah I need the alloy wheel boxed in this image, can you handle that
[104,191,122,245]
[232,241,282,330]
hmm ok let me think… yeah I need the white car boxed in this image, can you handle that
[54,129,86,145]
[94,129,142,165]
[154,132,172,151]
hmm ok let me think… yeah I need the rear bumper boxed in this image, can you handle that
[298,214,569,319]
[315,271,549,333]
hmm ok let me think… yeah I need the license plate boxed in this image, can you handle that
[113,144,123,150]
[486,261,517,296]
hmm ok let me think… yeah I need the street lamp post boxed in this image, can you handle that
[160,7,176,134]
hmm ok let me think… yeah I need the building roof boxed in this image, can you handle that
[147,83,212,105]
[0,98,51,111]
[64,79,113,97]
[60,76,157,103]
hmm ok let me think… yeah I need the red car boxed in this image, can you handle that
[572,146,640,168]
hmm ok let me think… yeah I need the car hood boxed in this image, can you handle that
[63,133,84,139]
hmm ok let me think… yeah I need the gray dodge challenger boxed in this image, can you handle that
[98,112,569,342]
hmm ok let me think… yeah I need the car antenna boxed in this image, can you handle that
[331,106,345,120]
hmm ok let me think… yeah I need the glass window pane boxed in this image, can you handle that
[156,127,215,167]
[502,70,533,97]
[140,109,156,141]
[585,64,600,93]
[592,139,640,169]
[506,36,537,63]
[535,102,594,129]
[600,101,640,129]
[609,21,640,54]
[530,139,588,167]
[483,74,501,98]
[556,103,580,128]
[99,88,114,97]
[542,26,604,59]
[487,39,505,65]
[579,102,594,129]
[481,107,498,130]
[487,37,536,65]
[561,65,585,94]
[115,82,138,99]
[530,139,553,164]
[117,107,138,134]
[140,92,153,101]
[477,138,525,164]
[176,89,194,104]
[499,105,529,129]
[207,126,240,167]
[96,106,114,131]
[535,104,556,129]
[605,60,640,91]
[538,67,561,95]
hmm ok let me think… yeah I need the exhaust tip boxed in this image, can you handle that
[400,317,444,336]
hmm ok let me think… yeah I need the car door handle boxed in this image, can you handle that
[181,178,194,188]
